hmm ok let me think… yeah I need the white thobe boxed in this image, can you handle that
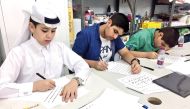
[0,37,90,98]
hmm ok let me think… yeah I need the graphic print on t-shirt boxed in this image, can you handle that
[100,35,112,62]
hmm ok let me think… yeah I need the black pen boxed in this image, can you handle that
[141,65,154,71]
[182,54,190,57]
[165,52,170,55]
[36,73,46,80]
[184,59,190,62]
[99,57,108,64]
[99,56,103,61]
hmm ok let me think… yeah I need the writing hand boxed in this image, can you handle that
[33,80,56,92]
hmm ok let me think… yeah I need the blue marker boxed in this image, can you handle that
[142,104,148,109]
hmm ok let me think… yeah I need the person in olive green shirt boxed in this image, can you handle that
[125,27,179,59]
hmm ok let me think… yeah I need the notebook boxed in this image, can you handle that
[79,88,140,109]
[153,72,190,97]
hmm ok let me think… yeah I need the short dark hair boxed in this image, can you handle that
[159,27,179,48]
[110,13,129,33]
[30,17,40,27]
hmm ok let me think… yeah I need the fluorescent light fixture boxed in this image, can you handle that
[169,0,190,4]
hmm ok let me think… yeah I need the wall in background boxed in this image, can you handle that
[0,0,70,57]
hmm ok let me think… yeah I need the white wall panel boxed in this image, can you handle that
[0,0,70,56]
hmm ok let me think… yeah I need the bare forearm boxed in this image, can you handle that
[85,59,108,71]
[85,59,97,68]
[119,48,136,64]
[122,51,136,64]
[119,48,141,74]
[130,51,148,58]
[130,51,158,59]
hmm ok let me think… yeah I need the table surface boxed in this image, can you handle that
[0,42,190,109]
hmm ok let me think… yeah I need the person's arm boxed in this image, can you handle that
[130,51,158,59]
[0,47,56,98]
[118,47,141,74]
[0,48,33,98]
[33,79,56,92]
[59,43,90,102]
[118,47,137,64]
[85,59,108,71]
[61,43,90,84]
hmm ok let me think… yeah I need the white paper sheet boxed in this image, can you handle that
[10,77,89,109]
[148,55,186,64]
[79,88,140,109]
[167,42,190,57]
[118,71,167,94]
[107,61,131,75]
[166,61,190,75]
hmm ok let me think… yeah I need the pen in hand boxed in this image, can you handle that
[36,73,46,80]
[36,73,56,87]
[99,57,108,70]
[99,56,103,61]
[99,57,108,63]
[99,57,105,64]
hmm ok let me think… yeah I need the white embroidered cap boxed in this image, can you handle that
[30,1,60,28]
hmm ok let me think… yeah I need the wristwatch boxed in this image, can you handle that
[130,58,140,65]
[72,77,83,86]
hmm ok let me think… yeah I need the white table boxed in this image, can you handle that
[0,73,129,109]
[167,42,190,57]
[0,42,190,109]
[92,42,190,109]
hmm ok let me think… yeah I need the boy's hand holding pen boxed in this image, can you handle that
[33,73,56,92]
[96,57,108,71]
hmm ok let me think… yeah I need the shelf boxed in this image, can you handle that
[156,3,172,5]
[156,0,171,5]
[171,25,190,28]
[150,0,172,18]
